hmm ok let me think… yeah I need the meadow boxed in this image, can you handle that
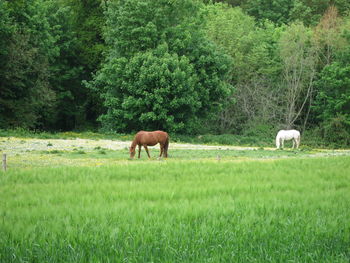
[0,135,350,262]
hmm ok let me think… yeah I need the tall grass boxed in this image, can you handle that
[1,157,349,262]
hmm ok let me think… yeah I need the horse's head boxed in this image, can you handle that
[129,146,136,159]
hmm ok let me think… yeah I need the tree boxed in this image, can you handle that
[312,16,350,145]
[278,23,317,129]
[290,0,350,26]
[242,0,295,25]
[313,62,350,145]
[313,6,343,67]
[44,0,106,130]
[88,0,232,133]
[204,3,283,133]
[212,0,350,26]
[0,0,57,128]
[0,0,107,130]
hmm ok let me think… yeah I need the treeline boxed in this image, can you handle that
[0,0,349,145]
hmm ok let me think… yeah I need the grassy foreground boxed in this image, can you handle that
[1,157,350,262]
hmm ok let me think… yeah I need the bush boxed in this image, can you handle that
[323,115,350,146]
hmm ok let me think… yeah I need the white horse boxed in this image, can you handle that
[276,129,301,149]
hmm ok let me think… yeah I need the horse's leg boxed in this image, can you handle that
[292,139,295,149]
[281,139,284,149]
[164,137,169,158]
[159,144,164,158]
[138,145,141,158]
[144,145,151,158]
[297,136,300,148]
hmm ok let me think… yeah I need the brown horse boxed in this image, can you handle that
[129,130,169,159]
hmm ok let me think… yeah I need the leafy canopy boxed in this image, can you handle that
[89,0,232,133]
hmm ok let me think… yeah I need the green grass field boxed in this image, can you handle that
[1,136,350,262]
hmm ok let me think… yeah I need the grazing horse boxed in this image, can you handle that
[276,129,301,149]
[129,130,169,159]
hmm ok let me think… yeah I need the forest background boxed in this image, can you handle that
[1,0,349,146]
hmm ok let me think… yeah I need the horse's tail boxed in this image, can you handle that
[164,135,169,158]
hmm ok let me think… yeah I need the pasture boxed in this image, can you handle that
[1,136,350,262]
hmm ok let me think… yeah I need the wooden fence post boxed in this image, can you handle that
[2,153,6,171]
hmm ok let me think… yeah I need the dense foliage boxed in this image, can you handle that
[0,0,104,130]
[87,0,232,133]
[0,0,349,144]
